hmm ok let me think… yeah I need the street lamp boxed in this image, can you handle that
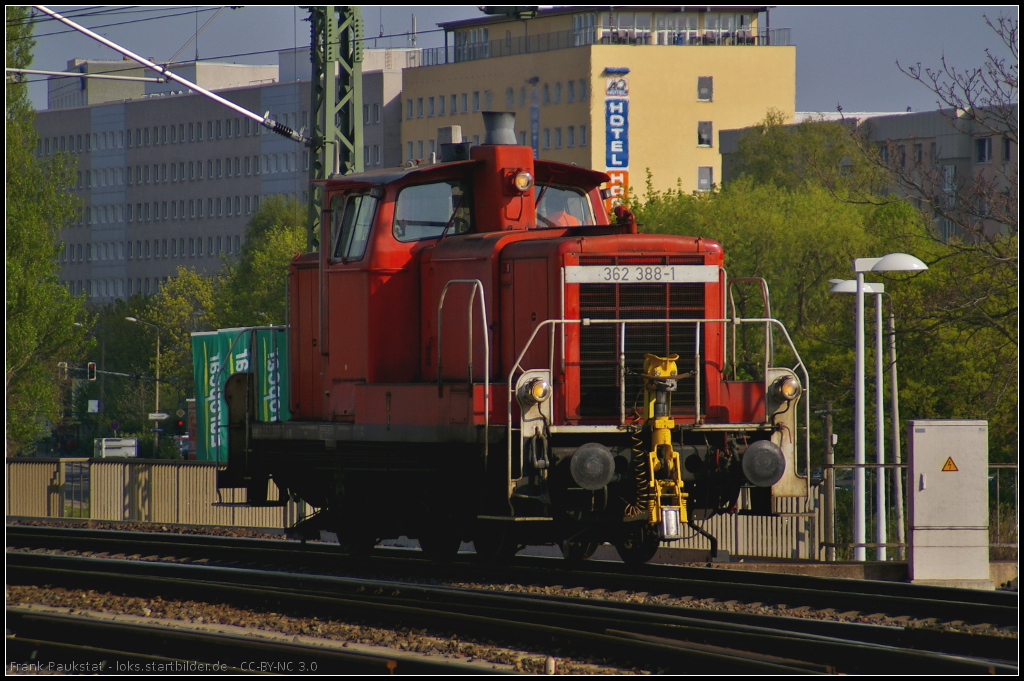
[831,279,888,561]
[126,317,161,454]
[847,254,927,561]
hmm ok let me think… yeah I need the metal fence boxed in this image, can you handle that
[6,458,306,530]
[419,26,792,67]
[7,457,821,559]
[670,493,823,560]
[12,458,1008,563]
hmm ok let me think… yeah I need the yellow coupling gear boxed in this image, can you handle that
[637,354,687,536]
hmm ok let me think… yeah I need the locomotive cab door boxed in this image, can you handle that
[320,190,379,419]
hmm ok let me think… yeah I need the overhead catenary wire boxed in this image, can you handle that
[10,6,222,39]
[33,5,308,146]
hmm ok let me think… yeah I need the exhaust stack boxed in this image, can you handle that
[482,111,517,145]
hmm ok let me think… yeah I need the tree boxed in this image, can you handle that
[853,15,1017,352]
[729,109,889,198]
[631,115,1016,466]
[6,7,90,454]
[69,296,159,454]
[143,268,218,399]
[892,14,1017,240]
[214,195,305,328]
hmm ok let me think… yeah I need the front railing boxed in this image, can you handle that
[506,315,812,499]
[418,26,792,67]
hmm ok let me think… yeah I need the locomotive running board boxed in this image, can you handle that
[548,422,775,433]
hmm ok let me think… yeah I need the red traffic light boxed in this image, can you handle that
[87,362,97,380]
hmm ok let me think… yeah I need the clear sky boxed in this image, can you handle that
[22,6,1018,114]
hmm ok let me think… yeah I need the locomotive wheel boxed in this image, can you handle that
[418,530,463,562]
[614,525,661,565]
[336,529,379,556]
[560,539,599,563]
[473,531,522,563]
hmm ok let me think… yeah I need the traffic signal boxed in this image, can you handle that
[174,418,186,436]
[58,362,68,379]
[87,362,97,380]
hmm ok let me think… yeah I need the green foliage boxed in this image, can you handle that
[145,268,218,398]
[88,197,304,414]
[71,297,161,451]
[634,174,875,333]
[631,113,1017,466]
[214,195,305,328]
[729,109,889,196]
[6,7,90,455]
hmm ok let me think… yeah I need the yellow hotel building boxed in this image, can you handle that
[401,6,795,200]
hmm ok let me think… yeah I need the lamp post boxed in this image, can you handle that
[846,253,927,561]
[831,279,887,560]
[126,317,161,454]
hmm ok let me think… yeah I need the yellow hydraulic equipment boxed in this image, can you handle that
[639,353,687,536]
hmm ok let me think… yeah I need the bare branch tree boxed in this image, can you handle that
[876,14,1017,248]
[836,15,1018,349]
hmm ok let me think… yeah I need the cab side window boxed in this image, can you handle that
[393,180,471,241]
[535,184,593,228]
[332,192,377,261]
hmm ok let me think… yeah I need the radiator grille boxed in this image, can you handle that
[576,255,707,418]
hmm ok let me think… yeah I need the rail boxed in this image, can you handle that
[418,26,793,67]
[506,316,812,501]
[436,279,491,469]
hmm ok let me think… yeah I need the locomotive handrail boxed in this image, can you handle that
[727,277,774,380]
[507,318,581,487]
[436,279,491,468]
[508,315,812,502]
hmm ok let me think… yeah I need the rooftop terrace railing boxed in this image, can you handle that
[419,26,792,67]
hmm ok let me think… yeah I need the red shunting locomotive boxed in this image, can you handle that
[219,112,809,563]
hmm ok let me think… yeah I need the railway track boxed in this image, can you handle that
[7,608,483,675]
[6,528,1018,674]
[7,525,1017,628]
[7,552,1017,674]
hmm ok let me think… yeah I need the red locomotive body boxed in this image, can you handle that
[219,114,808,562]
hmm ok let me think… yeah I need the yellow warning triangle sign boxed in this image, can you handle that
[941,457,959,472]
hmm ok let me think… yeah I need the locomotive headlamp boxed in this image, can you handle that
[513,170,534,193]
[520,377,552,404]
[771,375,802,402]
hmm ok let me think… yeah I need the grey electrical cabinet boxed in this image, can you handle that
[908,420,992,589]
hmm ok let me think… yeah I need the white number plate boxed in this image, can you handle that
[564,265,718,284]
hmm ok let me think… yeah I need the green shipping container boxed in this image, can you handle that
[191,327,290,462]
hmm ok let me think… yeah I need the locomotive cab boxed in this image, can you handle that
[220,112,809,563]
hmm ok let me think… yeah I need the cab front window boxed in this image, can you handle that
[535,184,593,228]
[393,180,472,242]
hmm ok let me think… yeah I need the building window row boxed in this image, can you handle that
[541,79,589,105]
[404,80,590,124]
[113,152,307,189]
[62,234,243,268]
[363,102,382,124]
[363,144,382,167]
[541,125,588,150]
[40,113,311,158]
[64,278,168,298]
[122,196,258,223]
[408,89,501,120]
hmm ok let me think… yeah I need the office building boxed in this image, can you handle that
[35,50,404,303]
[400,6,796,202]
